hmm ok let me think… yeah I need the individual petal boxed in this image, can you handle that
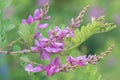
[53,42,63,47]
[45,57,61,77]
[27,15,34,24]
[67,55,88,66]
[44,16,51,20]
[41,51,50,60]
[35,40,41,47]
[25,64,33,72]
[52,57,61,65]
[22,19,27,24]
[34,9,40,20]
[39,36,49,42]
[45,47,62,53]
[76,61,86,66]
[31,65,44,72]
[67,56,76,65]
[63,27,74,37]
[34,32,40,39]
[76,55,87,60]
[46,65,59,77]
[31,46,40,52]
[38,23,49,29]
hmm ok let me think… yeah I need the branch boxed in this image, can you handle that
[0,50,32,54]
[0,37,21,50]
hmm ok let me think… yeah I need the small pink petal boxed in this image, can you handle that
[31,65,44,72]
[38,23,49,29]
[22,19,27,24]
[34,9,40,20]
[25,64,33,72]
[31,47,40,52]
[27,15,34,24]
[44,16,51,20]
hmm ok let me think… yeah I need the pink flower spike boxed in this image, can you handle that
[38,23,49,29]
[27,15,34,24]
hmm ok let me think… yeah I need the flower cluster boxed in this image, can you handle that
[25,44,114,77]
[31,26,74,60]
[22,2,114,77]
[25,52,111,77]
[22,2,50,29]
[23,3,91,76]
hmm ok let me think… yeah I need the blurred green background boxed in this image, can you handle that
[0,0,120,80]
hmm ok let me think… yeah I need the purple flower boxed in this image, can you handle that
[31,35,64,60]
[31,25,75,61]
[34,9,43,20]
[48,27,61,38]
[38,23,49,29]
[25,63,44,72]
[22,15,34,24]
[45,57,61,77]
[41,50,50,60]
[34,32,41,39]
[31,38,50,60]
[22,19,27,24]
[67,55,88,66]
[62,27,74,37]
[48,26,74,41]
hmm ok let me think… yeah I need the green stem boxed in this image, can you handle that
[1,37,21,50]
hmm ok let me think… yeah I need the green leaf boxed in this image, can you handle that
[79,64,103,80]
[0,19,16,47]
[0,0,13,11]
[13,45,21,51]
[18,22,38,46]
[65,16,116,51]
[5,24,15,32]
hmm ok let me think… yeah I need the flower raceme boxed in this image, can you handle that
[31,26,74,60]
[21,3,115,77]
[25,53,110,77]
[22,3,50,29]
[25,43,114,77]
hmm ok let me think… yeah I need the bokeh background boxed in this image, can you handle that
[0,0,120,80]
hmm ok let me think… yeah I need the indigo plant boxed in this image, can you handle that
[0,0,116,80]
